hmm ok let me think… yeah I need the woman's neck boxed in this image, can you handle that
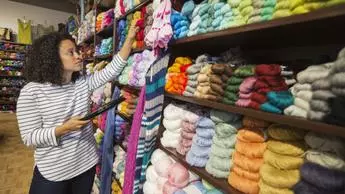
[63,71,73,84]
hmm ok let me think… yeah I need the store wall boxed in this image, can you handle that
[0,0,73,34]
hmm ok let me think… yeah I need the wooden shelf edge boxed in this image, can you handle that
[116,0,152,20]
[158,144,242,194]
[95,54,113,60]
[165,93,345,138]
[96,24,114,37]
[171,4,345,45]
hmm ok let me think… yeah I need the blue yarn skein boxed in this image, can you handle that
[260,102,282,114]
[267,91,294,109]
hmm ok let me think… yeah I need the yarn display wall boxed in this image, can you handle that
[77,10,95,44]
[96,8,114,32]
[206,110,242,178]
[228,116,269,194]
[259,124,306,194]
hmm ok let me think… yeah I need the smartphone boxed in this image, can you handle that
[81,96,126,121]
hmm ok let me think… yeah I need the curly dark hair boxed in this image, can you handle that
[24,32,80,85]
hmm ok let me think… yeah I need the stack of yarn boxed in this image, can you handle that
[162,163,191,194]
[235,76,259,109]
[223,65,255,105]
[248,0,276,23]
[181,0,195,21]
[228,0,246,26]
[128,50,157,87]
[165,57,192,95]
[113,146,126,187]
[239,0,254,23]
[187,3,210,36]
[206,110,242,178]
[183,55,208,97]
[171,10,190,39]
[77,11,95,44]
[176,107,201,155]
[95,37,113,56]
[273,0,292,18]
[254,64,290,112]
[214,3,235,31]
[281,65,296,86]
[324,47,345,125]
[144,149,173,194]
[131,9,146,49]
[145,3,154,37]
[114,114,129,141]
[117,89,138,117]
[229,116,269,194]
[111,181,122,194]
[294,131,345,193]
[118,55,134,85]
[96,9,114,32]
[285,62,333,118]
[290,0,328,15]
[195,63,231,101]
[144,0,173,51]
[260,124,306,194]
[116,19,127,51]
[161,103,184,149]
[186,115,215,167]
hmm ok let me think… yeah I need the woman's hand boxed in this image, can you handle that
[55,116,90,137]
[119,24,140,61]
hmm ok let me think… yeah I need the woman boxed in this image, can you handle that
[16,25,139,194]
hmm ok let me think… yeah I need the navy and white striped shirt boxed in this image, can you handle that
[16,55,126,181]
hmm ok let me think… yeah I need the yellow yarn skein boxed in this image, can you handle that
[260,163,300,189]
[267,124,306,141]
[259,179,293,194]
[264,149,304,170]
[267,140,306,157]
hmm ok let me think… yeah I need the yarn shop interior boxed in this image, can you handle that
[1,0,345,193]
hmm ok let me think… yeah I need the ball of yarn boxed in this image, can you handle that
[213,134,237,148]
[237,128,266,143]
[205,162,230,178]
[168,163,190,188]
[235,139,267,158]
[267,140,306,157]
[163,181,180,194]
[300,162,345,191]
[233,151,264,172]
[157,177,169,190]
[304,132,345,157]
[211,144,235,158]
[155,158,174,178]
[242,116,271,128]
[215,121,242,137]
[293,179,344,194]
[151,149,169,165]
[260,163,300,188]
[305,150,345,171]
[264,149,304,170]
[259,179,293,194]
[267,124,306,141]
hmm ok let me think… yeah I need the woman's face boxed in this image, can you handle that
[59,39,82,72]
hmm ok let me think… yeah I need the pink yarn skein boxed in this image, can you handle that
[163,181,180,194]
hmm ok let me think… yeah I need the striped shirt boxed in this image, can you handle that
[16,54,126,181]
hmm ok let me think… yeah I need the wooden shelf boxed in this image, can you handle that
[96,24,114,38]
[158,144,242,194]
[117,0,152,20]
[0,57,24,61]
[0,41,31,46]
[169,4,345,51]
[165,93,345,138]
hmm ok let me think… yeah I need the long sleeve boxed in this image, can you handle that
[87,54,127,90]
[16,88,59,148]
